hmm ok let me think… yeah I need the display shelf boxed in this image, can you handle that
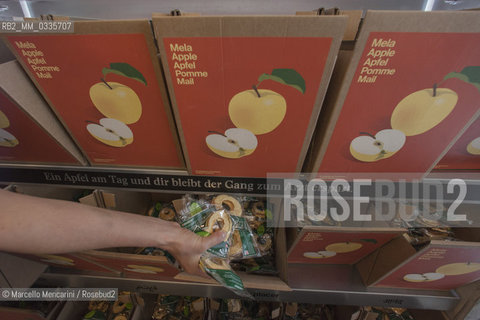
[1,164,480,202]
[0,164,284,196]
[35,270,458,310]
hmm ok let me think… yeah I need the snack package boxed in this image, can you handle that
[173,195,212,223]
[147,202,176,221]
[140,203,178,266]
[181,208,233,258]
[151,295,205,320]
[199,255,253,300]
[83,300,110,320]
[229,215,261,260]
[211,194,244,217]
[110,293,135,320]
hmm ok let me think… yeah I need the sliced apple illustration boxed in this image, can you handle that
[0,128,19,147]
[350,129,406,162]
[325,242,362,253]
[206,128,257,159]
[404,272,445,282]
[391,85,458,136]
[0,110,9,129]
[228,68,305,135]
[124,264,164,274]
[89,63,147,125]
[435,262,480,276]
[87,118,133,147]
[467,137,480,155]
[303,251,336,259]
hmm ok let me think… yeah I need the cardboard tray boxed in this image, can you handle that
[362,239,480,291]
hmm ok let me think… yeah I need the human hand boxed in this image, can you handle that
[165,225,225,277]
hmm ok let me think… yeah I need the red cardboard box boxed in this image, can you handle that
[0,61,85,165]
[2,20,185,169]
[152,15,346,177]
[434,117,480,170]
[306,11,480,179]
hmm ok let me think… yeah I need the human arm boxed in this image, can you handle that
[0,189,224,276]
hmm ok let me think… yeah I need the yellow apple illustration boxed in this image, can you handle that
[206,128,257,159]
[350,129,406,162]
[37,254,74,266]
[391,86,458,136]
[303,251,336,259]
[403,272,444,282]
[228,89,286,135]
[0,110,9,129]
[89,81,142,124]
[467,137,480,155]
[435,262,480,276]
[87,118,133,147]
[325,242,362,253]
[124,264,164,274]
[0,128,18,147]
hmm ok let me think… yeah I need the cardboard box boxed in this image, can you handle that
[287,226,404,265]
[363,240,480,291]
[296,10,363,41]
[77,250,180,280]
[305,11,480,179]
[434,117,480,170]
[152,15,347,177]
[2,20,185,169]
[15,252,119,275]
[0,61,86,165]
[285,226,406,288]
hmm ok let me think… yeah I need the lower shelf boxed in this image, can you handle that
[36,271,459,311]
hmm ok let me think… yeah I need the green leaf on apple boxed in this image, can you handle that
[257,68,306,94]
[102,62,147,86]
[444,66,480,92]
[359,238,378,244]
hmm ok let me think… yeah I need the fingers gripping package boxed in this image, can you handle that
[172,194,266,298]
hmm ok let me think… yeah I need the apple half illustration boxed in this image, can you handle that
[87,118,133,147]
[37,254,75,266]
[206,128,257,159]
[0,128,19,147]
[325,242,363,253]
[467,137,480,155]
[403,272,445,282]
[350,129,405,162]
[0,110,10,129]
[124,264,164,274]
[303,251,336,259]
[435,262,480,276]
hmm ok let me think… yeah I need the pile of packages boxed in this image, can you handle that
[82,292,138,320]
[145,194,276,298]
